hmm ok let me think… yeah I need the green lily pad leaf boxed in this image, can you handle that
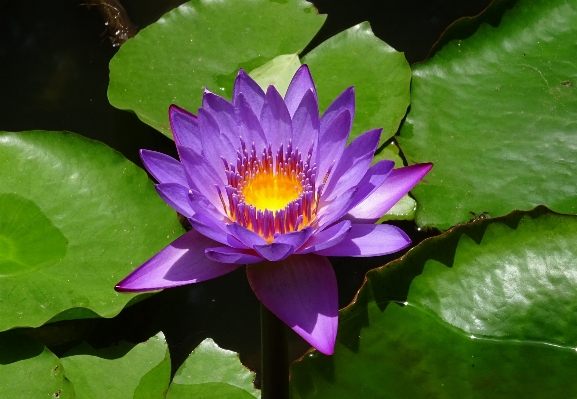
[249,54,301,96]
[379,194,416,221]
[108,0,326,138]
[290,208,577,398]
[167,338,260,399]
[61,333,169,399]
[0,131,183,331]
[0,330,75,398]
[303,22,411,145]
[397,0,577,230]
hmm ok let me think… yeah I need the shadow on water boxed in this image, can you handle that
[0,0,487,384]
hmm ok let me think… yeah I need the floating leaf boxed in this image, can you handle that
[290,208,577,398]
[303,22,411,144]
[0,131,183,330]
[398,0,577,230]
[108,0,325,138]
[249,54,301,96]
[167,338,260,399]
[0,330,75,398]
[61,333,169,399]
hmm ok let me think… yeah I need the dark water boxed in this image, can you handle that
[0,0,490,381]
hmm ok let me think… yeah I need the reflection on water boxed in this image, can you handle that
[0,0,489,381]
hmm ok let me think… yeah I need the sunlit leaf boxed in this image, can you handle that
[108,0,325,138]
[291,208,577,398]
[0,131,183,330]
[398,0,577,230]
[167,338,260,399]
[304,22,411,145]
[61,333,169,399]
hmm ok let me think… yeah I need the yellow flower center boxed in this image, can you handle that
[241,172,303,212]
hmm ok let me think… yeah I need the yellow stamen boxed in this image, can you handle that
[242,172,302,212]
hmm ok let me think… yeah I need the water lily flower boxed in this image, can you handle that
[116,65,432,355]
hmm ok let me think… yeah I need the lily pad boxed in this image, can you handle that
[0,131,183,330]
[303,22,411,145]
[61,333,169,399]
[108,0,326,138]
[249,54,301,96]
[0,330,75,398]
[167,338,260,399]
[397,0,577,230]
[290,208,577,398]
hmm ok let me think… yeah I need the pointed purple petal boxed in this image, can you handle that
[346,163,433,222]
[178,145,225,211]
[155,183,194,218]
[140,149,187,185]
[319,87,354,140]
[274,227,314,249]
[315,110,351,186]
[188,189,228,223]
[202,90,240,150]
[346,159,395,211]
[284,65,317,117]
[189,212,246,249]
[260,85,292,150]
[322,128,382,201]
[198,108,237,177]
[292,89,320,153]
[316,187,358,229]
[233,69,265,118]
[235,93,267,151]
[253,242,294,261]
[227,223,267,247]
[297,220,352,254]
[315,224,411,257]
[169,105,201,149]
[247,254,338,355]
[205,246,263,264]
[115,230,240,292]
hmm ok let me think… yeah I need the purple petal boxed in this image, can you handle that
[233,69,265,118]
[291,89,320,153]
[246,254,338,355]
[319,87,354,140]
[316,187,358,229]
[188,189,228,223]
[315,224,411,257]
[284,65,317,117]
[315,110,351,187]
[253,242,294,261]
[235,93,267,151]
[260,85,292,151]
[274,227,314,248]
[297,220,351,254]
[189,212,246,249]
[178,145,225,210]
[202,89,241,150]
[198,108,237,177]
[115,229,240,292]
[346,163,433,222]
[321,128,382,201]
[346,159,395,211]
[169,105,201,149]
[140,149,187,186]
[155,183,194,218]
[227,223,267,247]
[205,246,263,264]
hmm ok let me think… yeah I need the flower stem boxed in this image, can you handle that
[260,303,288,399]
